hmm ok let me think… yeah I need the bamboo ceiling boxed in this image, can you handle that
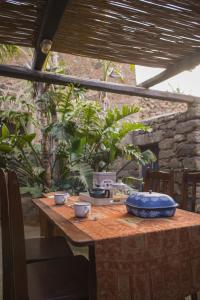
[1,0,200,68]
[0,0,46,47]
[53,0,200,68]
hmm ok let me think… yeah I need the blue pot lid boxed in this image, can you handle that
[126,191,178,209]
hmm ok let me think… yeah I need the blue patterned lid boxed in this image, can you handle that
[126,191,178,209]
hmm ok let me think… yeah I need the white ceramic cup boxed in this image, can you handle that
[54,192,69,205]
[74,202,91,218]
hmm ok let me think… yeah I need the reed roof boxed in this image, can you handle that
[0,0,46,47]
[1,0,200,68]
[53,1,200,68]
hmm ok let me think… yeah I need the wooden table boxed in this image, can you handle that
[33,196,97,300]
[33,196,200,300]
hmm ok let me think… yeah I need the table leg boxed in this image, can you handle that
[39,211,55,237]
[39,210,96,299]
[89,245,97,300]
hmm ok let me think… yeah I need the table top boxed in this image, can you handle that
[33,196,200,299]
[33,196,200,246]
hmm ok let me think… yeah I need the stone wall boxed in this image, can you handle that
[131,104,200,203]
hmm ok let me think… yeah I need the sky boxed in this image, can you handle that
[135,65,200,96]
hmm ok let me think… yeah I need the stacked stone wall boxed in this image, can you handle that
[131,104,200,204]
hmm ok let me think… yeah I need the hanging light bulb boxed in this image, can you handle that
[40,39,52,54]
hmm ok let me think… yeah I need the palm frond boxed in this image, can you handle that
[117,121,150,139]
[104,105,140,129]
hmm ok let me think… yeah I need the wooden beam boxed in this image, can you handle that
[139,51,200,88]
[32,0,68,71]
[0,64,199,104]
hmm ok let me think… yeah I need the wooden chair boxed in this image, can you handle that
[0,168,73,264]
[180,169,200,300]
[0,169,89,300]
[0,170,14,299]
[143,168,174,197]
[181,169,200,212]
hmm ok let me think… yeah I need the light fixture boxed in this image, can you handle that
[40,39,52,54]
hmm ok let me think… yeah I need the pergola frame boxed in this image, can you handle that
[0,64,199,104]
[0,0,200,103]
[33,0,68,70]
[139,50,200,89]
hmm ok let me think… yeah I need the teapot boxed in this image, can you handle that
[89,186,110,198]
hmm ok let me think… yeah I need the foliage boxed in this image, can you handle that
[20,184,43,198]
[100,60,124,82]
[44,87,155,184]
[0,87,155,195]
[0,121,44,183]
[58,162,93,195]
[0,44,19,62]
[0,123,49,196]
[0,46,155,196]
[0,91,46,195]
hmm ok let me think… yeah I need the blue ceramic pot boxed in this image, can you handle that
[125,191,178,218]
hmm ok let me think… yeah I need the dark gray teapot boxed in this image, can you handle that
[89,187,110,198]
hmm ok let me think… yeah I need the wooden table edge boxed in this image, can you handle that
[32,198,94,247]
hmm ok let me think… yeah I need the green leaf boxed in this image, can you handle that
[123,176,143,184]
[32,167,45,177]
[15,133,36,149]
[141,149,157,164]
[1,124,9,138]
[20,185,43,198]
[104,105,140,129]
[130,64,135,72]
[0,143,13,153]
[122,145,141,160]
[109,148,117,163]
[0,44,19,63]
[109,122,150,142]
[68,162,93,189]
[71,137,86,154]
[21,133,36,143]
